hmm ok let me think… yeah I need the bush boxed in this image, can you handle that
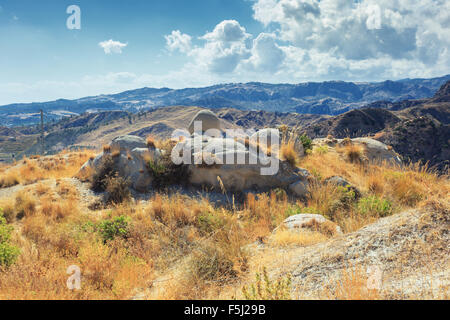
[280,143,298,167]
[197,211,226,234]
[104,175,131,204]
[91,155,116,192]
[189,243,236,282]
[14,191,36,219]
[355,196,393,218]
[147,143,190,189]
[242,267,292,300]
[0,171,20,188]
[299,134,313,153]
[344,144,364,163]
[0,212,20,267]
[98,215,130,243]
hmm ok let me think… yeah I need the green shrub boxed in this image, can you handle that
[299,134,313,153]
[0,211,20,267]
[314,145,329,155]
[0,242,21,267]
[242,267,292,300]
[98,215,130,243]
[326,186,358,218]
[355,196,393,218]
[197,211,226,234]
[0,212,12,243]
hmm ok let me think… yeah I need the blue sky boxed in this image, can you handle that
[0,0,449,105]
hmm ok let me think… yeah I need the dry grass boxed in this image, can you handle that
[0,147,448,300]
[146,136,156,148]
[341,144,365,163]
[0,151,95,188]
[280,142,298,166]
[323,266,381,300]
[269,229,328,247]
[0,170,20,188]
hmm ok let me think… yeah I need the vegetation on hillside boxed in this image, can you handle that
[0,143,448,299]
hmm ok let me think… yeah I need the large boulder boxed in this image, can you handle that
[78,135,158,192]
[188,156,309,194]
[351,137,402,164]
[110,135,147,152]
[188,110,222,135]
[172,130,311,195]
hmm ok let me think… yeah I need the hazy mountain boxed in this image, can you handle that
[1,74,449,126]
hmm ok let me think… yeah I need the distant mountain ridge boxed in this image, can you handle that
[1,74,449,126]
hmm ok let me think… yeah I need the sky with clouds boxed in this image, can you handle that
[0,0,449,105]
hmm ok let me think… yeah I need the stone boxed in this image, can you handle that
[280,214,343,235]
[324,176,361,198]
[188,110,222,135]
[110,135,147,152]
[351,137,402,164]
[289,180,308,198]
[77,135,159,192]
[187,154,309,192]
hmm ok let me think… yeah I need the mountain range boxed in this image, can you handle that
[1,74,449,127]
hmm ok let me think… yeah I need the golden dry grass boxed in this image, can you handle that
[0,147,448,300]
[0,151,96,187]
[280,142,298,166]
[269,229,328,247]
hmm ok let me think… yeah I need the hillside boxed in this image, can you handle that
[304,81,450,172]
[0,134,448,300]
[7,107,324,157]
[1,75,449,126]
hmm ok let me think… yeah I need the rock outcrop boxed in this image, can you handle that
[188,110,222,135]
[350,137,402,165]
[79,112,311,197]
[314,137,402,165]
[78,135,159,192]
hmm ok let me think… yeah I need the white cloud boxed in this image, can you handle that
[252,0,450,63]
[243,33,285,72]
[98,39,128,54]
[165,30,192,53]
[165,20,252,74]
[200,19,251,43]
[163,1,449,83]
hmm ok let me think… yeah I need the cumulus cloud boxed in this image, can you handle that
[98,39,128,54]
[200,19,251,43]
[243,33,285,72]
[165,30,192,53]
[252,0,450,63]
[165,20,252,74]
